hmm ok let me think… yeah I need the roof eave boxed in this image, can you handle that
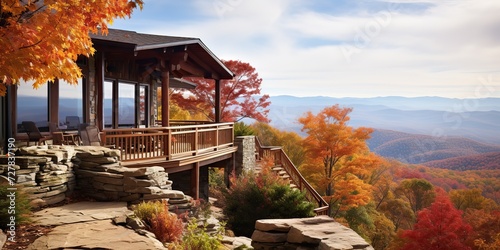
[136,40,234,79]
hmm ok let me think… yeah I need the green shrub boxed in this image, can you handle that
[149,210,184,243]
[222,161,315,237]
[179,217,225,250]
[133,200,167,225]
[0,184,32,230]
[209,168,228,207]
[234,122,255,137]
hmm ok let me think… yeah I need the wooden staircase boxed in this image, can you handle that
[254,137,329,215]
[255,164,298,190]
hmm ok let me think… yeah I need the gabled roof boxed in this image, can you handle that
[90,29,234,79]
[90,28,196,48]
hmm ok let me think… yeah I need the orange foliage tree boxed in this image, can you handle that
[298,105,375,217]
[0,0,143,95]
[251,122,306,167]
[171,60,270,122]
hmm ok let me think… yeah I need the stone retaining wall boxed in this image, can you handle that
[251,216,374,250]
[0,145,76,207]
[73,146,191,213]
[0,145,192,212]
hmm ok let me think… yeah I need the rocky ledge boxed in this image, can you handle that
[251,216,373,250]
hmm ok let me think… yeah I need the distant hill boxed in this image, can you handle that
[368,129,500,165]
[267,95,500,145]
[422,152,500,170]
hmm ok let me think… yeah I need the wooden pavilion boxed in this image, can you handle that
[1,29,238,200]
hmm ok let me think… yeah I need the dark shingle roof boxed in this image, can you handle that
[90,28,233,79]
[90,28,198,48]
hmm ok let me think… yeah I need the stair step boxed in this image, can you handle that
[272,167,284,171]
[278,170,287,176]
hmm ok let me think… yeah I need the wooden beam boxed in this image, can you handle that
[96,51,105,131]
[188,52,220,80]
[215,79,221,122]
[49,80,59,124]
[161,69,170,127]
[170,51,188,65]
[191,162,200,200]
[171,61,205,77]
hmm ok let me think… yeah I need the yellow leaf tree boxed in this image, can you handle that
[298,104,375,217]
[0,0,143,95]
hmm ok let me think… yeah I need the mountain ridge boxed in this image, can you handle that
[266,95,500,145]
[367,129,500,165]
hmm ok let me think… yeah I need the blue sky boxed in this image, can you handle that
[111,0,500,98]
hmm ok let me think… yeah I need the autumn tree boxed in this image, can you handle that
[0,0,143,95]
[251,122,305,167]
[395,178,435,215]
[298,105,375,217]
[400,189,472,250]
[464,209,500,249]
[449,188,497,212]
[365,209,397,250]
[171,60,270,122]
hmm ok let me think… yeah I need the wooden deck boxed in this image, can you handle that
[103,122,236,171]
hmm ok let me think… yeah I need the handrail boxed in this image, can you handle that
[103,122,234,161]
[254,137,329,216]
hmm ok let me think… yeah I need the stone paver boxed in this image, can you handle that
[28,201,166,250]
[32,201,133,226]
[27,220,165,250]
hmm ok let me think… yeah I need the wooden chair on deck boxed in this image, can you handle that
[21,121,50,146]
[78,123,90,145]
[80,124,115,148]
[49,122,76,145]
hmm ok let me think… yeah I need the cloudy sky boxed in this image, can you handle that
[111,0,500,98]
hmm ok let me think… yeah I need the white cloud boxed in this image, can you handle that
[111,0,500,98]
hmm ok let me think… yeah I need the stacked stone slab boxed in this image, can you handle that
[0,145,77,206]
[251,216,374,250]
[73,146,192,212]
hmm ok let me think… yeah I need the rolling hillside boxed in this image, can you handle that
[368,129,500,165]
[423,152,500,170]
[267,96,500,145]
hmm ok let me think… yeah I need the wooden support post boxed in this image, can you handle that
[49,80,59,124]
[96,51,105,131]
[225,153,236,188]
[161,70,170,127]
[215,79,221,123]
[191,163,200,200]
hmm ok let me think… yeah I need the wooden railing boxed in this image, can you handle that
[255,137,329,216]
[103,122,234,161]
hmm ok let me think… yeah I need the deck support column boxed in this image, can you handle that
[225,153,235,188]
[191,163,200,200]
[161,70,170,127]
[215,79,221,123]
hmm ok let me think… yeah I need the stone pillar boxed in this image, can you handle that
[234,136,256,176]
[88,56,97,125]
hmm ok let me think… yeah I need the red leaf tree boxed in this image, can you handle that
[401,189,472,250]
[171,60,270,122]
